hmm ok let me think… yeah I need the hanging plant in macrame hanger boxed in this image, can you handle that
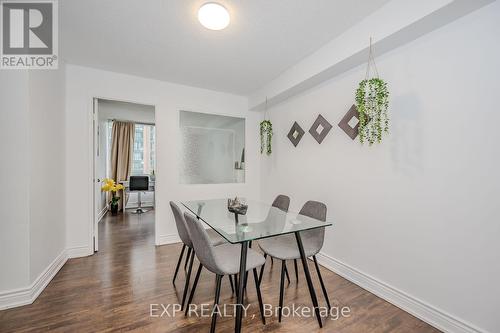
[260,97,273,155]
[355,37,390,145]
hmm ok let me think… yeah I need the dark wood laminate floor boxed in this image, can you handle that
[0,211,440,333]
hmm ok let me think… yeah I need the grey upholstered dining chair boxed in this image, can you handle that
[258,200,331,322]
[271,195,290,213]
[183,212,266,333]
[256,195,291,283]
[169,201,227,310]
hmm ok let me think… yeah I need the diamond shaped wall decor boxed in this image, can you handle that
[287,121,305,147]
[309,114,332,144]
[338,105,361,140]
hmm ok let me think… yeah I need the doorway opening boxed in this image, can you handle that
[92,98,156,252]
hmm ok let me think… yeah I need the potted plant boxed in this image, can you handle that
[101,178,125,216]
[260,120,273,155]
[355,38,390,145]
[356,78,389,145]
[260,97,273,155]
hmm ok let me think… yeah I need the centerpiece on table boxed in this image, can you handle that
[101,178,125,216]
[227,196,248,215]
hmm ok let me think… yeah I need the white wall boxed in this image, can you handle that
[260,3,500,333]
[0,66,66,299]
[28,68,67,281]
[0,72,31,291]
[65,64,259,252]
[98,99,155,124]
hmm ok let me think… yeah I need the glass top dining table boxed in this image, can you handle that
[181,198,332,244]
[182,198,332,333]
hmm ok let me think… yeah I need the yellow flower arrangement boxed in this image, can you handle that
[101,178,124,214]
[101,178,124,193]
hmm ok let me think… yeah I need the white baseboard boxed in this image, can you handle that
[1,243,484,333]
[97,205,108,222]
[157,233,181,246]
[316,252,487,333]
[67,245,92,258]
[0,245,93,310]
[0,250,68,310]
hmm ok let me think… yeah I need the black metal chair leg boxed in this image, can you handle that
[258,254,267,285]
[244,270,249,291]
[313,255,331,309]
[243,240,253,291]
[294,259,298,282]
[284,262,290,284]
[185,263,203,316]
[278,260,286,322]
[235,241,249,333]
[233,274,239,291]
[181,250,195,310]
[229,274,234,294]
[295,232,322,328]
[173,244,186,284]
[184,247,192,270]
[253,268,266,325]
[210,275,223,333]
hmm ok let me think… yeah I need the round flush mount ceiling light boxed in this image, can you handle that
[198,3,230,30]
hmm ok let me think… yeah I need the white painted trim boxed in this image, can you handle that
[67,245,92,258]
[0,250,68,310]
[157,234,181,246]
[97,205,108,222]
[316,252,488,333]
[1,244,484,333]
[0,244,95,310]
[89,96,158,256]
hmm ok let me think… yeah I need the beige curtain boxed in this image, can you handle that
[110,121,135,211]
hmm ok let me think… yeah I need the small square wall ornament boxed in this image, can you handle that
[309,114,332,144]
[338,105,361,140]
[287,121,305,147]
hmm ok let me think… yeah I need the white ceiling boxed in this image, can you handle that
[61,0,389,95]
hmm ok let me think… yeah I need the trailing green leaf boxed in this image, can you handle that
[355,77,389,145]
[260,120,273,155]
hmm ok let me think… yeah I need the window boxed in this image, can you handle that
[106,121,156,177]
[131,124,155,176]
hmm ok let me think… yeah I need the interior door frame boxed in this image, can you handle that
[92,98,100,251]
[90,96,157,254]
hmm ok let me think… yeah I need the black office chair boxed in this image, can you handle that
[129,176,149,214]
